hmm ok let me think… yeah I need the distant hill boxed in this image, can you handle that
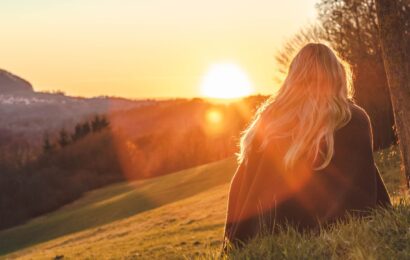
[0,69,33,94]
[0,69,156,147]
[0,68,266,150]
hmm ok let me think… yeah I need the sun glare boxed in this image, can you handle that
[200,63,253,99]
[206,109,223,124]
[204,108,225,135]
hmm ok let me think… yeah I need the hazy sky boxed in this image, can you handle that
[0,0,317,99]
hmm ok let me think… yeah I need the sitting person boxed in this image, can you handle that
[223,43,392,248]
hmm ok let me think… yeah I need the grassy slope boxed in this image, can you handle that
[0,158,237,259]
[224,146,410,260]
[1,146,408,259]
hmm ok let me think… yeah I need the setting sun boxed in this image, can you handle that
[200,63,253,99]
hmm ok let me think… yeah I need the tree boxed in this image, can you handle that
[58,129,70,148]
[71,123,84,142]
[71,122,91,142]
[276,0,398,149]
[71,121,94,142]
[91,115,109,132]
[274,26,323,81]
[375,0,410,187]
[100,116,110,129]
[42,133,54,153]
[81,122,91,136]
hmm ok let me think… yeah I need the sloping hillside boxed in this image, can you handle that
[0,69,33,94]
[0,146,406,259]
[0,158,238,259]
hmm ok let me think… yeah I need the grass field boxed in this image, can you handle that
[223,146,410,260]
[0,158,237,259]
[0,146,409,259]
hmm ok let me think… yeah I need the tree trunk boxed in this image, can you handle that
[375,0,410,188]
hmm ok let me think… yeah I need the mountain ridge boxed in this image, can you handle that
[0,69,34,94]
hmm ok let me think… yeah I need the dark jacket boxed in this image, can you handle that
[223,103,391,247]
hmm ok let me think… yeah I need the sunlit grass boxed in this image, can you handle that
[204,145,410,260]
[0,158,237,259]
[212,202,410,260]
[0,146,408,259]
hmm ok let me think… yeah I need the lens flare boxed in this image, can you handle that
[203,108,225,135]
[206,109,223,124]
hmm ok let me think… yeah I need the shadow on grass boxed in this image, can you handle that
[0,186,155,255]
[0,157,237,256]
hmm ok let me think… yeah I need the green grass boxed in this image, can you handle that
[0,158,237,258]
[0,146,408,259]
[218,204,410,260]
[217,146,410,260]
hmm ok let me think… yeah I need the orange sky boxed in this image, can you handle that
[0,0,317,99]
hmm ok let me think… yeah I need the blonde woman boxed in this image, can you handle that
[223,43,391,247]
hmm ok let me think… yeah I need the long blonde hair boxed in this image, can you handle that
[238,43,353,170]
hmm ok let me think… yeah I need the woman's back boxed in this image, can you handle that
[224,97,391,247]
[223,43,392,247]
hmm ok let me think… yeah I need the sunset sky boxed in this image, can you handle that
[0,0,317,99]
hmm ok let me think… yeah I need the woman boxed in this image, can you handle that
[223,43,391,248]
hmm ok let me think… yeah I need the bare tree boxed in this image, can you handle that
[375,0,410,187]
[317,0,397,149]
[275,0,398,149]
[274,26,324,79]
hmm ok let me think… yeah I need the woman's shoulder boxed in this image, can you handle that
[348,101,372,128]
[338,101,373,142]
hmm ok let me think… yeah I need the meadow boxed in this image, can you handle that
[223,146,410,260]
[0,146,408,259]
